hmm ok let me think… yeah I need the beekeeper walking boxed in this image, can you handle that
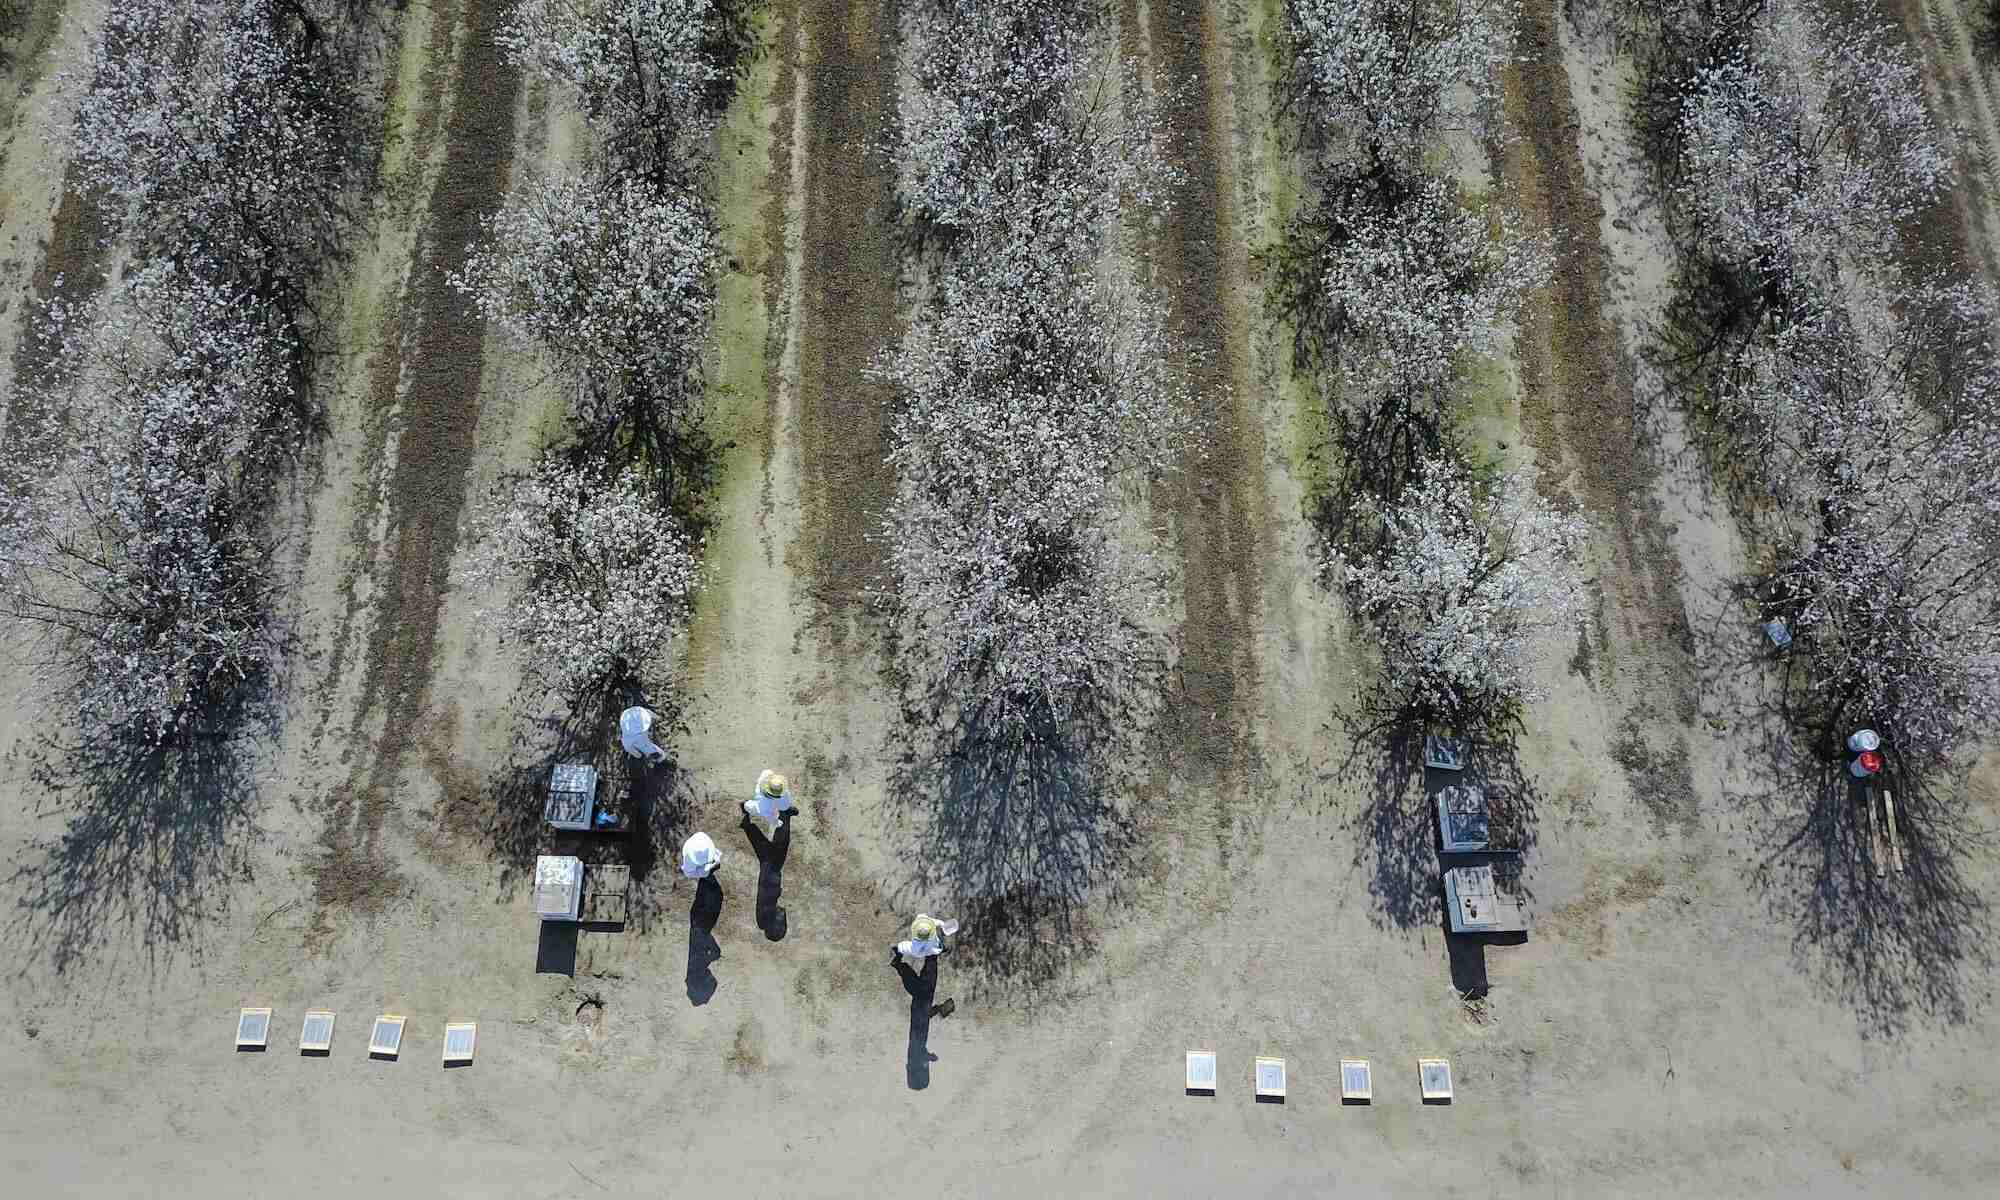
[680,831,723,879]
[893,913,959,968]
[620,705,669,765]
[744,769,797,835]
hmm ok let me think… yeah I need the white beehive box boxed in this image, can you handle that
[1254,1056,1287,1100]
[1340,1059,1372,1103]
[1419,1058,1453,1102]
[235,1007,271,1050]
[299,1011,335,1054]
[534,855,584,922]
[1445,864,1529,934]
[369,1015,406,1059]
[442,1022,477,1066]
[1184,1050,1216,1093]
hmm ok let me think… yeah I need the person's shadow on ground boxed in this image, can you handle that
[742,817,790,941]
[686,874,723,1006]
[893,954,939,1090]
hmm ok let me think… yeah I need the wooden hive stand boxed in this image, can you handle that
[581,864,631,926]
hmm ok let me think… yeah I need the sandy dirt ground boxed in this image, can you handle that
[2,0,1999,1196]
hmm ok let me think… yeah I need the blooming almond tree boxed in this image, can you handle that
[1334,456,1589,723]
[1727,284,2000,764]
[1768,482,2000,769]
[880,1,1192,733]
[893,0,1174,240]
[497,0,744,186]
[1290,169,1547,397]
[449,171,716,455]
[1718,280,1997,511]
[0,262,305,746]
[55,0,357,306]
[459,458,701,698]
[1284,0,1516,170]
[1676,0,1948,292]
[875,234,1190,730]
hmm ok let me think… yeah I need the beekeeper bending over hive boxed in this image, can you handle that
[620,705,668,764]
[680,831,722,879]
[894,913,960,968]
[744,769,797,835]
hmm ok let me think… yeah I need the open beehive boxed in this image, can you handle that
[544,764,598,831]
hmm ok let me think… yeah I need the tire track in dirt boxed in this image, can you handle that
[1133,1,1270,865]
[792,0,897,646]
[312,0,521,919]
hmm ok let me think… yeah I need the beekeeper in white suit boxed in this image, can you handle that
[744,769,797,835]
[894,913,959,968]
[620,705,668,764]
[680,831,722,879]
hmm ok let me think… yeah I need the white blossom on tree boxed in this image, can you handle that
[875,241,1190,728]
[53,0,355,302]
[1676,0,1948,286]
[879,1,1193,730]
[1334,456,1589,719]
[1718,281,1994,509]
[496,0,740,183]
[1296,170,1548,397]
[459,458,701,698]
[892,0,1174,240]
[449,171,716,436]
[1727,283,2000,764]
[0,262,305,745]
[1284,0,1516,169]
[1769,487,2000,768]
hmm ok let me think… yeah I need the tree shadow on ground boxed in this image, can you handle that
[3,699,269,976]
[1682,567,1994,1037]
[470,683,702,936]
[1340,707,1542,932]
[1699,613,1997,1038]
[1738,735,1992,1039]
[882,688,1141,998]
